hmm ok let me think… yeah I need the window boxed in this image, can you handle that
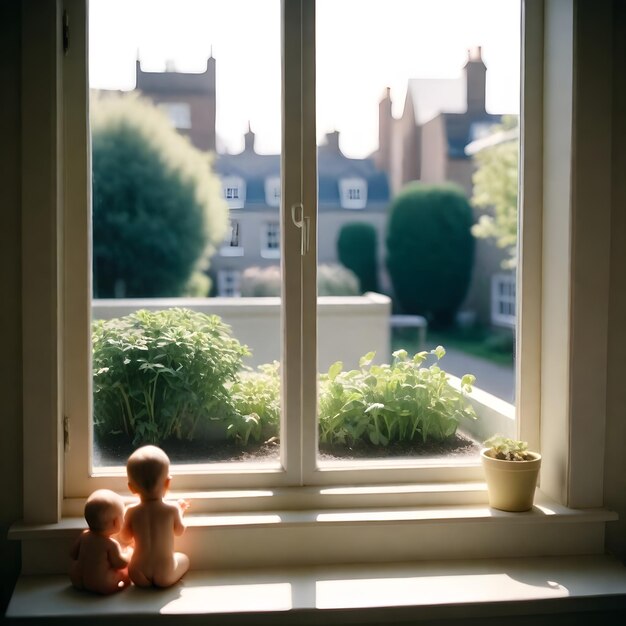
[261,220,280,258]
[265,176,281,206]
[339,177,367,209]
[491,273,516,328]
[158,102,192,129]
[220,219,244,256]
[217,269,242,297]
[222,176,246,209]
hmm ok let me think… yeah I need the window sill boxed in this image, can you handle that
[7,555,626,624]
[10,491,617,575]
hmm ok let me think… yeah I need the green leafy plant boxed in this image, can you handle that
[92,308,249,446]
[318,347,476,447]
[225,362,280,445]
[483,435,532,461]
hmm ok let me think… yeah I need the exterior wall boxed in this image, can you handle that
[390,100,418,194]
[419,115,447,183]
[92,294,392,371]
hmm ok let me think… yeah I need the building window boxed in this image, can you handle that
[221,176,246,209]
[339,177,367,209]
[265,176,281,207]
[491,273,516,328]
[261,221,280,258]
[217,269,242,297]
[220,220,244,257]
[158,102,191,129]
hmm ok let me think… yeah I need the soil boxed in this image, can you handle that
[94,431,480,468]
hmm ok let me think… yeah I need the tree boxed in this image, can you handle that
[386,183,475,327]
[91,94,227,298]
[337,222,379,293]
[471,116,519,269]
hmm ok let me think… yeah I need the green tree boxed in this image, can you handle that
[386,183,475,328]
[471,116,519,269]
[91,94,227,298]
[337,222,379,293]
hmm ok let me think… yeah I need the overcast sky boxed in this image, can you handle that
[89,0,520,158]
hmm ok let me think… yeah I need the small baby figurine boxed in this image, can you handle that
[120,445,190,588]
[70,489,131,594]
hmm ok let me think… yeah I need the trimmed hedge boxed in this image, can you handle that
[386,183,475,327]
[337,222,379,293]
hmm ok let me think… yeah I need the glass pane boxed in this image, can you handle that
[89,0,282,468]
[316,0,520,464]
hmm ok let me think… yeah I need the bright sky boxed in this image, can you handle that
[89,0,520,158]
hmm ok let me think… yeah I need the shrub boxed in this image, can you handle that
[91,94,227,298]
[318,347,476,446]
[92,308,249,446]
[337,222,379,293]
[386,183,475,327]
[241,264,359,297]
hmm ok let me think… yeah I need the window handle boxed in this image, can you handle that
[291,203,310,256]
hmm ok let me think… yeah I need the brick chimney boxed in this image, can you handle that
[464,46,486,114]
[243,121,255,153]
[375,87,393,172]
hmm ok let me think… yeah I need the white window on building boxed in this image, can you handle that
[491,273,516,328]
[158,102,191,129]
[217,269,242,298]
[261,221,281,258]
[339,177,368,209]
[265,176,281,207]
[220,220,244,257]
[222,176,246,209]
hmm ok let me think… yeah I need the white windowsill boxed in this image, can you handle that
[8,555,626,622]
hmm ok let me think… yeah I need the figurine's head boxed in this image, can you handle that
[127,445,171,500]
[84,489,125,535]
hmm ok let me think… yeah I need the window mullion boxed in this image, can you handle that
[281,0,306,484]
[300,0,318,484]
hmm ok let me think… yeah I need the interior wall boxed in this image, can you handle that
[604,0,626,561]
[0,0,23,613]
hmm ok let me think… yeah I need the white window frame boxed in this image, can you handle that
[265,176,281,206]
[21,0,613,530]
[261,220,281,258]
[222,175,246,209]
[217,269,242,297]
[220,219,244,256]
[339,177,367,209]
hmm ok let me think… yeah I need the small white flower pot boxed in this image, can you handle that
[481,448,541,512]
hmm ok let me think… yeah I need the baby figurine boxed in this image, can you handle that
[70,489,131,594]
[120,445,190,588]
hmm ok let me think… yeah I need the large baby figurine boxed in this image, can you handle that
[70,489,131,594]
[120,445,190,588]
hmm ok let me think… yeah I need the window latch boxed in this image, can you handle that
[290,203,310,256]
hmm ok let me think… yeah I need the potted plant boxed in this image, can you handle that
[481,435,541,512]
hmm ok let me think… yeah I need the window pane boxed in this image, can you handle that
[316,0,520,464]
[89,0,282,468]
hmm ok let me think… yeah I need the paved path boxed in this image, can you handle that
[435,347,515,403]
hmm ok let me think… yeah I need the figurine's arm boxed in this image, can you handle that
[118,508,134,545]
[107,539,129,570]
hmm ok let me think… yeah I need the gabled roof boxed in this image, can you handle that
[407,77,466,126]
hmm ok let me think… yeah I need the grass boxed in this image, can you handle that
[392,325,515,367]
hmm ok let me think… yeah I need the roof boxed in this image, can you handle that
[215,140,390,211]
[407,77,466,125]
[465,126,519,155]
[443,113,502,158]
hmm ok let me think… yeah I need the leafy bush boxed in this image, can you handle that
[93,308,249,445]
[225,362,280,445]
[91,94,227,298]
[241,264,359,297]
[337,222,379,293]
[319,348,476,446]
[386,183,475,327]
